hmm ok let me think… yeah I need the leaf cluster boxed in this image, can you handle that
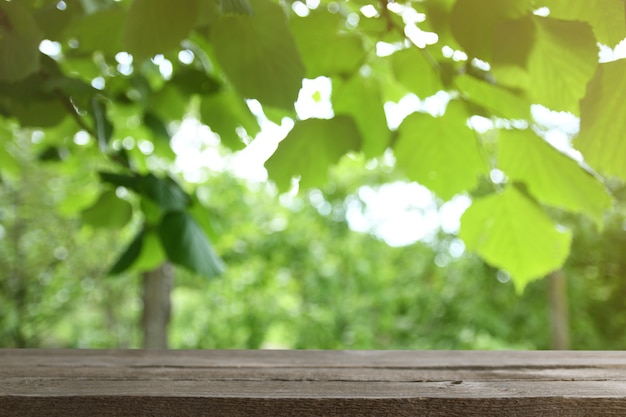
[0,0,625,288]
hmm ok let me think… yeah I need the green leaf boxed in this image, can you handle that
[540,0,626,46]
[390,47,443,99]
[450,0,530,62]
[124,0,199,61]
[109,229,144,275]
[33,0,84,40]
[99,172,190,211]
[394,101,487,200]
[460,186,572,291]
[90,96,113,152]
[0,1,43,81]
[170,67,221,96]
[158,211,224,278]
[575,60,626,181]
[189,195,219,242]
[211,0,305,109]
[332,75,390,158]
[265,116,362,192]
[128,230,167,273]
[525,18,597,114]
[0,140,20,180]
[493,16,598,114]
[498,129,612,225]
[81,189,133,229]
[219,0,254,16]
[99,172,138,189]
[141,174,190,212]
[291,10,365,78]
[64,6,125,55]
[199,90,260,150]
[455,74,530,119]
[143,112,170,142]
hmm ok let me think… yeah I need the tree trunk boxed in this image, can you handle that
[548,270,569,350]
[142,263,173,349]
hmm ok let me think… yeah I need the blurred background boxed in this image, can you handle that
[3,128,626,350]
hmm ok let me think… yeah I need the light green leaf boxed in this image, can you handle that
[450,0,530,62]
[455,74,530,119]
[460,186,572,291]
[493,16,597,114]
[0,140,20,180]
[526,18,597,114]
[291,10,364,78]
[199,90,260,150]
[498,129,612,225]
[128,230,167,273]
[394,101,487,200]
[124,0,199,61]
[0,1,43,81]
[212,0,305,109]
[390,47,442,99]
[265,116,362,192]
[539,0,626,46]
[81,189,133,229]
[158,211,224,278]
[575,60,626,181]
[332,75,390,158]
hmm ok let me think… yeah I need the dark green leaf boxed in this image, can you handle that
[212,0,305,108]
[265,116,362,192]
[90,96,113,152]
[450,0,530,62]
[99,172,139,190]
[158,211,224,278]
[63,5,125,54]
[170,67,221,96]
[124,0,199,61]
[99,172,189,211]
[37,145,65,162]
[143,112,170,142]
[33,0,84,40]
[219,0,254,16]
[0,1,43,81]
[141,174,190,212]
[109,229,144,275]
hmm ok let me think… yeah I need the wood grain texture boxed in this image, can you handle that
[2,350,626,416]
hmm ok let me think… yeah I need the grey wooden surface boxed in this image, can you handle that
[1,349,626,416]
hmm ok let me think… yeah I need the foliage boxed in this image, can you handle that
[0,0,625,291]
[6,154,626,350]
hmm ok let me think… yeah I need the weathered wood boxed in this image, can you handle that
[2,350,626,416]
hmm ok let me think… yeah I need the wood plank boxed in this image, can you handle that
[2,350,626,416]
